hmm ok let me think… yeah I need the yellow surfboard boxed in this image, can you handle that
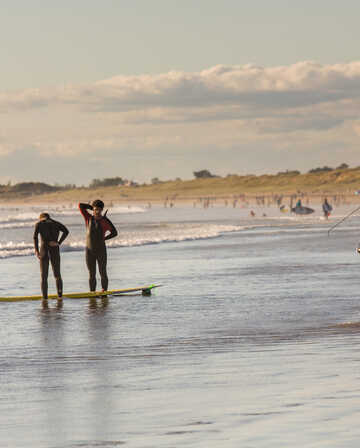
[0,284,160,302]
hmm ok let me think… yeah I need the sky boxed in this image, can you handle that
[1,0,360,185]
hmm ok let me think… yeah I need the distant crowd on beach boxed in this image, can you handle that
[57,192,352,219]
[36,190,354,215]
[161,192,350,211]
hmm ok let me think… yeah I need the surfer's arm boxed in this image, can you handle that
[79,203,92,223]
[57,222,69,245]
[33,223,40,257]
[103,218,118,241]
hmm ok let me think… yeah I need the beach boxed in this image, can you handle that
[3,1,360,445]
[3,165,360,207]
[1,202,360,447]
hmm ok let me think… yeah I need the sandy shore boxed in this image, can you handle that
[1,169,360,208]
[2,190,360,211]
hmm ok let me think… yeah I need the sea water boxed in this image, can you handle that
[0,202,360,447]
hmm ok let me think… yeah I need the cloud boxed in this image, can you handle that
[1,61,360,183]
[2,61,360,112]
[83,61,360,113]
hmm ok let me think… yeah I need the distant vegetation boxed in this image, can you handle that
[336,163,349,170]
[1,163,359,200]
[90,177,139,188]
[151,177,162,185]
[0,181,77,198]
[277,170,301,176]
[0,182,62,196]
[90,177,125,188]
[308,166,334,173]
[308,163,349,173]
[193,169,217,179]
[10,182,58,194]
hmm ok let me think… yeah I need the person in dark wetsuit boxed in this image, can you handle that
[322,198,333,220]
[79,200,118,292]
[33,213,69,301]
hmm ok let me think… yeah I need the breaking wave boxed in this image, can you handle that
[0,205,146,229]
[0,224,240,259]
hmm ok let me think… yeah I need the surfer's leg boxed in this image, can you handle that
[86,248,97,291]
[50,247,63,297]
[97,248,108,291]
[40,253,49,300]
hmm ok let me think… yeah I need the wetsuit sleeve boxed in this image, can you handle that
[57,222,69,245]
[79,203,93,225]
[33,222,40,254]
[103,217,118,241]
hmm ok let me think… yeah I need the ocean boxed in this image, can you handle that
[0,201,360,447]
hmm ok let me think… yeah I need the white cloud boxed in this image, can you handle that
[1,61,360,183]
[2,61,360,112]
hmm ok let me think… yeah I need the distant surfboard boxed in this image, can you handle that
[0,284,160,302]
[291,206,314,215]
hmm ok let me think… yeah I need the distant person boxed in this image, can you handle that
[79,199,118,292]
[322,198,333,220]
[250,210,256,217]
[296,199,302,208]
[33,213,69,302]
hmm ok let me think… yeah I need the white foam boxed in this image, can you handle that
[0,204,146,229]
[0,224,240,259]
[0,212,38,224]
[0,241,34,258]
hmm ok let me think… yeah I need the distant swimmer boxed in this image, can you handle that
[292,198,314,215]
[33,213,69,302]
[79,200,118,292]
[322,198,333,220]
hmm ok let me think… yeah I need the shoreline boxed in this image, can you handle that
[2,168,360,206]
[1,191,360,211]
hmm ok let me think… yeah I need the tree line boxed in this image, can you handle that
[193,163,351,179]
[0,163,353,195]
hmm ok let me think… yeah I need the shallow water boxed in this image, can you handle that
[0,204,360,447]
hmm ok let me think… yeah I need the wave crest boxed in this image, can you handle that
[0,224,240,259]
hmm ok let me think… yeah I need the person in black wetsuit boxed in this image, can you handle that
[33,213,69,301]
[79,200,118,292]
[322,198,333,220]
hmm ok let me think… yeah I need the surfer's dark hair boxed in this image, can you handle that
[39,212,50,220]
[92,199,104,209]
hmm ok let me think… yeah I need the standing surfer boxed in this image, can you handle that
[33,213,69,302]
[79,200,118,292]
[322,198,333,220]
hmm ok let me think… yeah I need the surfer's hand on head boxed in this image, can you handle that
[48,241,59,247]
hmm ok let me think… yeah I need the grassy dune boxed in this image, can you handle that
[3,168,360,204]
